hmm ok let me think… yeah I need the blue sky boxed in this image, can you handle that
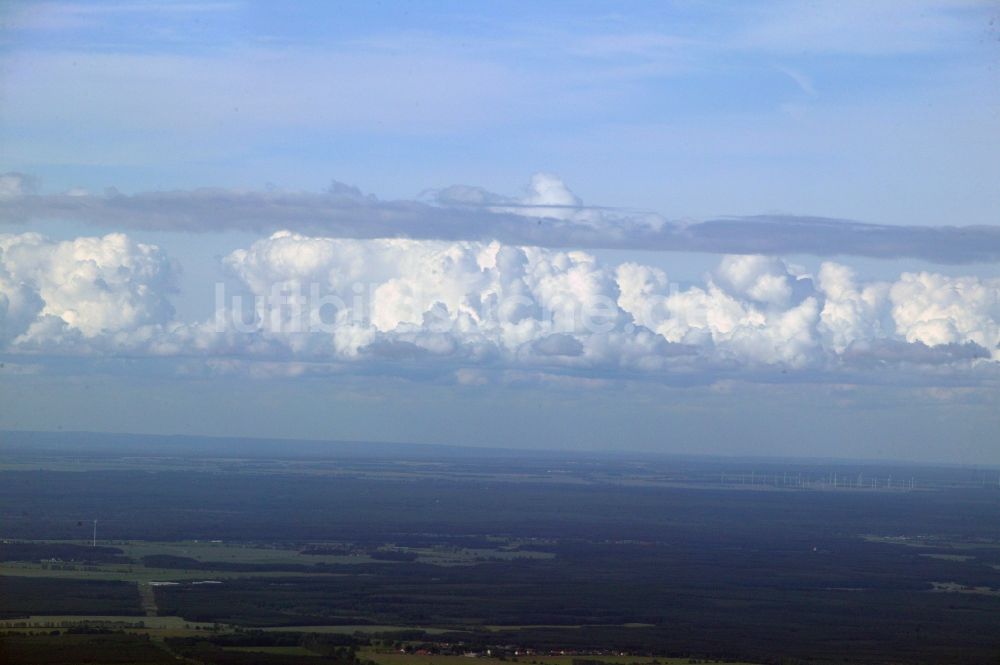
[1,1,999,463]
[3,0,997,223]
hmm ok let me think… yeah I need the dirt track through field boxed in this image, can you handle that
[137,582,158,617]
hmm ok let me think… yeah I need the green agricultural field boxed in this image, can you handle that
[919,553,976,562]
[422,547,555,565]
[128,540,348,563]
[77,539,376,566]
[224,645,322,656]
[266,625,455,635]
[863,535,1000,551]
[0,614,220,631]
[479,624,654,632]
[2,537,553,585]
[0,560,330,582]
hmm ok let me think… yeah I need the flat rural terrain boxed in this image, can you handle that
[3,431,1000,664]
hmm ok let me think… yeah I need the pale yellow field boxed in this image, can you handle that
[361,651,762,665]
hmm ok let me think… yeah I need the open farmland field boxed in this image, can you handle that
[4,1,1000,661]
[0,614,218,630]
[3,435,1000,663]
[1,537,554,588]
[360,651,763,665]
[224,645,321,656]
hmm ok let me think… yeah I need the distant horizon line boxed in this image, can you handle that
[3,428,997,471]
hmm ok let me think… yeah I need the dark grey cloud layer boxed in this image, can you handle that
[1,176,998,264]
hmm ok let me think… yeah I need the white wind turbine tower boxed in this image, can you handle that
[92,520,97,548]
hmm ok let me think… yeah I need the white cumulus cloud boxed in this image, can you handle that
[0,232,175,348]
[1,230,998,377]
